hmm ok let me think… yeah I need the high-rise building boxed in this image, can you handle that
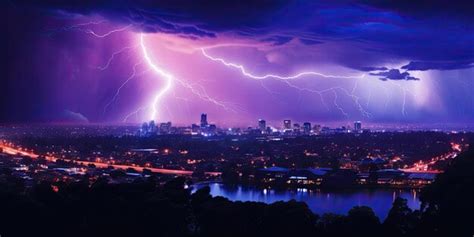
[258,119,266,132]
[313,124,321,135]
[200,113,208,127]
[354,121,362,132]
[303,122,311,135]
[191,124,200,134]
[141,122,149,133]
[149,120,156,133]
[159,122,172,134]
[283,120,292,130]
[209,124,217,135]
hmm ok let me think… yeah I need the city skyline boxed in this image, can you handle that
[2,1,473,126]
[1,2,473,236]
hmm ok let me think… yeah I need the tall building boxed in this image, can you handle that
[149,120,156,133]
[354,121,362,132]
[200,113,208,127]
[141,122,149,133]
[159,122,172,134]
[191,124,200,134]
[258,119,266,132]
[303,122,311,135]
[313,124,321,135]
[283,120,292,130]
[209,124,217,135]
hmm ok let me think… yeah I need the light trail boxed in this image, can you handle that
[0,142,220,176]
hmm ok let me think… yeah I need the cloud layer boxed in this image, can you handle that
[13,0,474,73]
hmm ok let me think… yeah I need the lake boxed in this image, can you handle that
[192,183,420,220]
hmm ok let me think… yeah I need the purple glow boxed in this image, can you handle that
[2,3,474,128]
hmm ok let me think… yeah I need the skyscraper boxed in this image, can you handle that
[258,119,266,132]
[200,113,208,127]
[283,120,291,130]
[303,122,311,135]
[354,121,362,132]
[313,124,321,135]
[159,122,172,134]
[149,120,156,133]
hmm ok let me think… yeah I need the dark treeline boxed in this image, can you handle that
[1,148,474,237]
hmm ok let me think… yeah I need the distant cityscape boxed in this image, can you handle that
[139,113,368,137]
[1,117,469,192]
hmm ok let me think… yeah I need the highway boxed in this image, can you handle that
[0,142,221,176]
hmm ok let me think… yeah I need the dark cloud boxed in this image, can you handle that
[354,66,388,72]
[9,0,474,75]
[262,35,293,46]
[13,0,288,38]
[370,69,420,81]
[402,61,474,71]
[359,0,474,20]
[299,38,323,45]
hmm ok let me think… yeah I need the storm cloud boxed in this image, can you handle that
[11,0,474,73]
[370,69,420,81]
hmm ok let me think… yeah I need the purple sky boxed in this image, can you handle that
[2,1,474,127]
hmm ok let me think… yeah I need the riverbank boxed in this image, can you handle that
[192,182,420,220]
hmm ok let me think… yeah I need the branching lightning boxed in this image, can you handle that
[97,45,138,70]
[84,24,133,38]
[103,61,150,114]
[201,49,365,80]
[45,20,107,37]
[53,19,418,122]
[174,79,243,113]
[123,106,148,123]
[140,33,174,121]
[138,34,243,121]
[201,48,371,117]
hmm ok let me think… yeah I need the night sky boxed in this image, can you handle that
[2,1,473,127]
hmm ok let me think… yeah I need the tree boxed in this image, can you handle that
[419,148,474,236]
[346,206,381,237]
[383,197,418,236]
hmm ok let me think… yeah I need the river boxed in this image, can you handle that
[192,183,421,220]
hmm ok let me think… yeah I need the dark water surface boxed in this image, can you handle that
[192,183,420,219]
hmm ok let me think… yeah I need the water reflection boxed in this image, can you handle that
[192,183,420,219]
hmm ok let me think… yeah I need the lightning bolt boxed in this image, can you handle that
[97,45,138,70]
[332,90,348,117]
[123,106,148,123]
[282,80,370,117]
[201,48,370,117]
[84,24,133,38]
[174,79,243,113]
[140,33,174,121]
[45,20,107,37]
[46,21,132,39]
[387,80,416,117]
[103,61,150,114]
[201,49,365,80]
[137,34,243,121]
